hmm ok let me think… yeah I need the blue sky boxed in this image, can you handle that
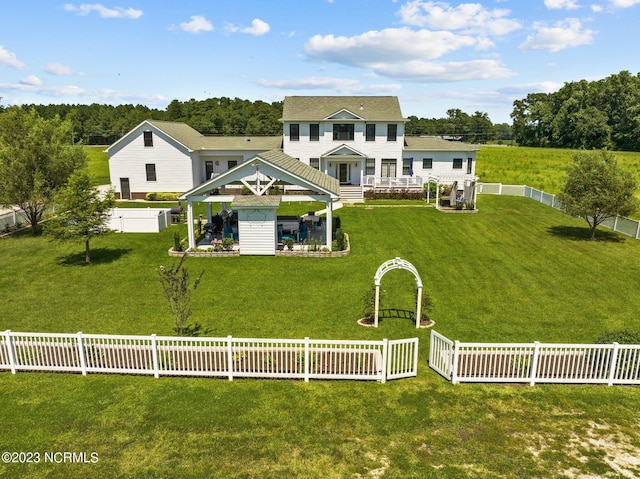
[1,0,639,124]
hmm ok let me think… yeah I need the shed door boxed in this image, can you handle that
[238,209,276,256]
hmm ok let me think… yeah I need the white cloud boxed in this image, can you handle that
[45,63,75,75]
[369,59,515,82]
[498,81,564,95]
[0,45,26,69]
[305,28,478,65]
[397,1,522,36]
[179,15,213,33]
[519,18,596,52]
[242,18,270,36]
[255,77,401,94]
[610,0,640,6]
[20,75,41,86]
[545,0,581,9]
[64,3,143,19]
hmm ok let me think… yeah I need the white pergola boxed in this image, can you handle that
[426,175,479,210]
[373,257,423,329]
[178,150,341,253]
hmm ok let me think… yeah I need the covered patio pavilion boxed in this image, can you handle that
[178,149,341,255]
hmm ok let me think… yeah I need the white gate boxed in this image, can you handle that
[386,338,419,379]
[428,330,454,380]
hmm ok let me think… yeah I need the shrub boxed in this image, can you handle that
[173,231,184,252]
[145,192,181,201]
[335,228,346,251]
[596,330,640,344]
[241,186,252,195]
[222,237,234,251]
[364,189,425,200]
[284,238,294,251]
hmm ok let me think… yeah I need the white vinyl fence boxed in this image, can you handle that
[429,330,640,386]
[0,330,418,383]
[0,208,27,231]
[478,183,640,240]
[107,208,171,233]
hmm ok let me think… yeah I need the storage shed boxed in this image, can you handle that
[232,196,281,255]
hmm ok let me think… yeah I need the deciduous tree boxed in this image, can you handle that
[45,171,115,263]
[558,150,638,239]
[0,108,86,233]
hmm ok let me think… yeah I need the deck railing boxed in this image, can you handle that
[429,330,640,386]
[0,330,418,383]
[363,176,424,189]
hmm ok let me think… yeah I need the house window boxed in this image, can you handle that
[143,131,153,147]
[205,161,214,180]
[467,157,473,174]
[453,158,463,169]
[145,163,156,182]
[310,124,319,141]
[365,158,375,176]
[423,158,433,169]
[333,123,354,141]
[387,124,397,142]
[228,160,238,169]
[290,123,299,141]
[403,158,413,176]
[310,158,320,170]
[381,159,397,178]
[366,124,375,141]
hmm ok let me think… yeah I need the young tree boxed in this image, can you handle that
[0,108,87,234]
[157,255,204,336]
[558,150,638,239]
[45,171,116,263]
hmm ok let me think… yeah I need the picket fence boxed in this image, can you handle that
[429,330,640,386]
[0,330,418,383]
[0,208,26,231]
[478,183,640,240]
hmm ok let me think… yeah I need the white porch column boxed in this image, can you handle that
[325,199,333,251]
[435,181,441,210]
[206,202,212,223]
[187,201,196,250]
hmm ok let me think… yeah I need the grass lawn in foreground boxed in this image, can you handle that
[1,195,640,478]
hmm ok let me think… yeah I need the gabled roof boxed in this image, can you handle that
[404,136,479,152]
[180,149,340,200]
[232,195,282,208]
[282,96,405,122]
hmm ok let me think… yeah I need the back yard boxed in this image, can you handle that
[2,195,640,478]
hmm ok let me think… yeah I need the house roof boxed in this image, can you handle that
[146,120,281,151]
[231,195,282,208]
[404,136,480,152]
[282,96,405,122]
[257,149,340,196]
[180,149,340,200]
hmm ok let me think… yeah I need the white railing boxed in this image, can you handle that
[478,183,640,240]
[429,330,640,386]
[0,330,418,383]
[363,176,424,189]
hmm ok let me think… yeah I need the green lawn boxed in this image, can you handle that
[84,145,110,186]
[2,196,640,478]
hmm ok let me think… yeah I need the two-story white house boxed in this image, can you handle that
[107,95,478,203]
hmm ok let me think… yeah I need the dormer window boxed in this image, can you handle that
[143,131,153,147]
[333,124,354,141]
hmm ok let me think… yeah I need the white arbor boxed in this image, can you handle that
[373,257,423,328]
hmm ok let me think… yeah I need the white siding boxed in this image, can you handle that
[410,151,477,179]
[238,209,276,255]
[108,124,194,197]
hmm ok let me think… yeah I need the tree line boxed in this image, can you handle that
[511,70,640,151]
[1,97,511,145]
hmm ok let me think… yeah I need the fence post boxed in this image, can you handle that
[529,341,540,386]
[608,342,619,386]
[498,183,503,195]
[4,330,17,374]
[381,338,388,384]
[613,216,619,233]
[226,335,234,381]
[76,332,87,376]
[151,334,159,379]
[304,337,310,382]
[451,340,460,384]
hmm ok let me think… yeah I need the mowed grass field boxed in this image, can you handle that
[2,195,640,478]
